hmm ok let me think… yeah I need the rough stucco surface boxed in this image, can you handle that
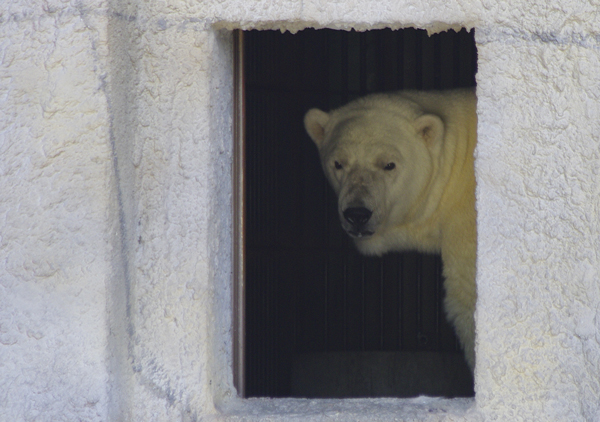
[0,6,114,421]
[2,0,600,421]
[105,9,236,420]
[215,396,479,421]
[474,29,600,421]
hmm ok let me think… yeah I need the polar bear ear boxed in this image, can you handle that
[304,108,330,148]
[414,114,444,149]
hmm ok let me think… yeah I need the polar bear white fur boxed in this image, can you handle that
[304,88,477,370]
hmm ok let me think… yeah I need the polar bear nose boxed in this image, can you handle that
[343,207,372,226]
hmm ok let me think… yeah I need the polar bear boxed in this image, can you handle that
[304,88,477,371]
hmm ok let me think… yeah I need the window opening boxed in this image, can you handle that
[237,27,477,398]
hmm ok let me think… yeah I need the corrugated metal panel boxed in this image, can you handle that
[243,28,477,398]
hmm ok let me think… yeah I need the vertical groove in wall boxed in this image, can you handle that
[244,28,476,398]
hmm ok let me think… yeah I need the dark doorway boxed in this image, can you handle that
[243,28,477,398]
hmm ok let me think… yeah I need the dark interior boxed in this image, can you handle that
[244,27,477,398]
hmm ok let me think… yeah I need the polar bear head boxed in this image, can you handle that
[304,94,445,255]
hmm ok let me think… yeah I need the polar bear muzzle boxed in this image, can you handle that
[342,207,374,238]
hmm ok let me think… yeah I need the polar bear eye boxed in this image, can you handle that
[384,162,396,170]
[334,161,343,170]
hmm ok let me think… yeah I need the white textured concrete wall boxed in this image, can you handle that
[475,28,600,421]
[106,10,236,419]
[1,1,600,421]
[0,4,116,421]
